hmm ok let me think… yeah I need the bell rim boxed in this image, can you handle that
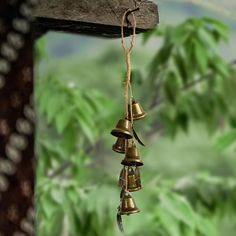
[132,112,147,121]
[120,208,140,215]
[112,145,126,154]
[128,186,143,192]
[121,159,144,166]
[111,128,133,139]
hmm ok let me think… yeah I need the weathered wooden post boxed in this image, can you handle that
[0,1,158,235]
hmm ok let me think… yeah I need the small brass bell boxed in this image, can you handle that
[121,145,144,166]
[127,167,142,192]
[111,119,133,139]
[113,138,132,154]
[128,99,147,121]
[120,193,140,215]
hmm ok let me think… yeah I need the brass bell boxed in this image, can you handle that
[111,119,133,139]
[128,99,147,121]
[120,193,140,215]
[127,167,142,192]
[121,145,144,166]
[113,138,132,154]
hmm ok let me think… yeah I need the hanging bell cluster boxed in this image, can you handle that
[111,97,147,231]
[111,10,148,232]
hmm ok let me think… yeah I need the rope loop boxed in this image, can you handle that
[121,9,137,53]
[121,10,137,118]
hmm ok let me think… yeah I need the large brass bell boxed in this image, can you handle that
[111,119,133,139]
[121,145,144,166]
[119,193,140,215]
[113,138,132,154]
[127,167,142,192]
[128,99,147,121]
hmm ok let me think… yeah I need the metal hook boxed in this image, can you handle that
[126,0,148,27]
[125,7,140,27]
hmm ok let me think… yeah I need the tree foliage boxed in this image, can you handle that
[35,17,236,236]
[142,18,235,137]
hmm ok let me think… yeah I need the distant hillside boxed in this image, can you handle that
[194,0,236,12]
[156,0,236,22]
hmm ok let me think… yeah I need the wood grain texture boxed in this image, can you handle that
[34,0,159,38]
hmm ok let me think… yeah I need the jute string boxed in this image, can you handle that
[125,166,128,192]
[121,10,136,121]
[117,12,138,233]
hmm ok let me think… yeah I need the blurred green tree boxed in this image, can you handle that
[35,17,236,236]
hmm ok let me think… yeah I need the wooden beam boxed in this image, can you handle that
[34,0,159,38]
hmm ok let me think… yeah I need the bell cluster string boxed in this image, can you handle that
[121,10,136,120]
[111,8,148,234]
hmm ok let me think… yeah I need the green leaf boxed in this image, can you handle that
[62,127,78,154]
[160,192,196,229]
[194,40,208,73]
[67,186,80,204]
[170,25,190,46]
[176,112,189,132]
[203,17,230,42]
[46,94,67,123]
[38,86,53,114]
[214,129,236,151]
[83,91,103,113]
[77,114,95,144]
[198,28,218,53]
[55,106,73,133]
[164,71,180,104]
[158,206,182,236]
[63,200,79,235]
[41,193,58,219]
[195,215,219,236]
[174,53,188,82]
[211,57,230,77]
[51,187,64,204]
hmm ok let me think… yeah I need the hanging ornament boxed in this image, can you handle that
[128,98,147,121]
[118,166,142,192]
[111,118,133,139]
[119,191,140,215]
[121,145,144,167]
[113,137,132,154]
[127,166,142,192]
[110,8,148,233]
